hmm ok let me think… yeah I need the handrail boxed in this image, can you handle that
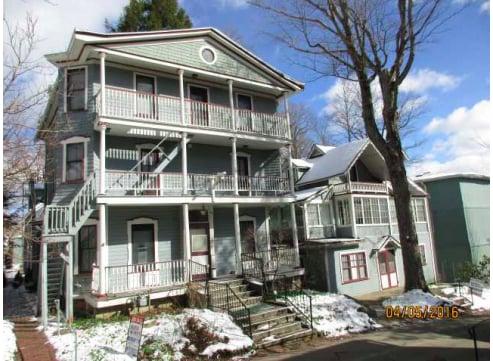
[207,281,253,337]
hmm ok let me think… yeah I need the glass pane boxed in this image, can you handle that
[371,198,380,223]
[237,94,252,110]
[67,143,84,161]
[67,162,83,181]
[136,75,155,93]
[363,198,372,224]
[67,69,85,90]
[201,48,215,63]
[354,198,363,224]
[342,268,351,282]
[132,224,155,264]
[68,91,85,110]
[307,205,319,226]
[192,234,208,252]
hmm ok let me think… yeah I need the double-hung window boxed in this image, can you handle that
[66,68,86,111]
[341,252,368,283]
[78,225,97,273]
[337,199,350,225]
[66,142,85,182]
[412,198,427,223]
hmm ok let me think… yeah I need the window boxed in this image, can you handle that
[200,47,217,64]
[419,244,427,265]
[66,143,84,182]
[341,252,368,283]
[66,68,86,111]
[412,198,427,222]
[78,225,97,273]
[354,197,390,224]
[389,198,397,224]
[307,204,320,226]
[237,94,253,111]
[337,199,350,225]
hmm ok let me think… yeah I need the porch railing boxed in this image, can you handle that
[241,247,300,281]
[332,181,389,194]
[105,170,290,196]
[96,259,208,294]
[99,86,290,139]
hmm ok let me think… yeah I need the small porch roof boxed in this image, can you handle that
[368,235,401,255]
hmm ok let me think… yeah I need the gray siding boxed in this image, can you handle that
[214,207,237,276]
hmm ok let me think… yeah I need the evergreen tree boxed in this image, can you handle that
[106,0,192,32]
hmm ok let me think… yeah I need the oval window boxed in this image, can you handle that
[200,47,216,64]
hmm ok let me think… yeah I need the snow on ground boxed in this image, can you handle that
[288,292,381,337]
[382,289,451,308]
[2,320,17,361]
[441,286,491,310]
[46,308,253,361]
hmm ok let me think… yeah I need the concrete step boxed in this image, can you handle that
[213,278,245,288]
[247,313,297,332]
[249,306,291,324]
[213,295,262,309]
[257,328,313,348]
[252,321,305,342]
[208,290,253,302]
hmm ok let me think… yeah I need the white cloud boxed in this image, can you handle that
[409,100,490,176]
[192,0,248,8]
[400,68,461,94]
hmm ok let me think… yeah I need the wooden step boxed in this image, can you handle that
[246,313,297,332]
[252,321,305,342]
[257,328,313,348]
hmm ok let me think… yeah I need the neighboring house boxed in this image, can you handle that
[414,173,490,282]
[35,28,305,328]
[292,139,437,296]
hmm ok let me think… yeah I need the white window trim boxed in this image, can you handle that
[74,218,99,276]
[239,215,257,251]
[64,66,88,113]
[235,93,254,111]
[198,45,218,65]
[61,136,90,183]
[354,196,390,226]
[339,249,369,284]
[127,217,159,265]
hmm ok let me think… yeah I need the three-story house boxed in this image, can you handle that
[36,28,305,325]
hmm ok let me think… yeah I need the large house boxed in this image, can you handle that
[292,140,438,296]
[36,28,309,343]
[414,173,490,282]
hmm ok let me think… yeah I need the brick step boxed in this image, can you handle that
[252,321,305,342]
[257,328,313,348]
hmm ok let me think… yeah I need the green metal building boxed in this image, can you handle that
[415,173,490,282]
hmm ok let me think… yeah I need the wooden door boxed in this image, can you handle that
[240,220,256,254]
[189,210,209,280]
[135,75,156,119]
[378,250,398,289]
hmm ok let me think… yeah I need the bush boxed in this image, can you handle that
[139,338,174,361]
[456,255,490,284]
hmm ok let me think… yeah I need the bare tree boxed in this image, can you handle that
[251,0,456,291]
[289,102,316,158]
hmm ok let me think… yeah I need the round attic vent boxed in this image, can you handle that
[199,46,217,65]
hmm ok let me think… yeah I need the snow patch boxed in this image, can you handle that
[441,286,490,310]
[382,289,450,308]
[2,320,17,361]
[288,292,381,337]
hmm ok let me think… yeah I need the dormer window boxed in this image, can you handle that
[65,67,87,111]
[199,46,217,65]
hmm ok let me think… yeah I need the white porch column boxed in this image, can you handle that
[100,52,106,116]
[182,204,191,260]
[233,203,242,274]
[65,240,73,323]
[40,239,48,327]
[290,203,300,265]
[207,205,217,278]
[231,137,238,195]
[97,204,107,294]
[179,69,185,125]
[181,132,188,194]
[283,92,292,139]
[99,122,107,194]
[302,203,310,241]
[228,79,235,131]
[286,144,296,196]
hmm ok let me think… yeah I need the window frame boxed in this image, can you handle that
[235,93,254,111]
[61,136,90,183]
[74,218,98,275]
[198,45,218,65]
[340,251,369,284]
[77,224,98,274]
[419,244,427,265]
[64,66,88,112]
[412,198,427,223]
[354,196,390,225]
[337,198,351,226]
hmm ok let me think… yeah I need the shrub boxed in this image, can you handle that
[139,338,174,361]
[456,255,490,284]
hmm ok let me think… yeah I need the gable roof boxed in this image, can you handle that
[298,138,370,185]
[45,27,303,92]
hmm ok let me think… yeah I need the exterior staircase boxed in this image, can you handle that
[46,248,65,309]
[207,279,312,348]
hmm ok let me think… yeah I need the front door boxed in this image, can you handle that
[135,75,156,119]
[131,223,155,264]
[378,249,398,289]
[240,219,256,254]
[189,86,209,126]
[189,210,209,280]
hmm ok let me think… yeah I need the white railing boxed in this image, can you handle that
[98,259,208,294]
[333,181,389,195]
[91,265,100,293]
[44,173,97,235]
[105,170,289,195]
[100,87,290,139]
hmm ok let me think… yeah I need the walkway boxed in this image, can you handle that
[13,317,58,361]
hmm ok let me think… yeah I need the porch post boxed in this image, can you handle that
[97,204,107,294]
[207,205,216,278]
[182,204,191,260]
[264,207,272,253]
[302,203,310,241]
[290,203,300,265]
[231,137,238,195]
[40,239,48,328]
[233,203,242,274]
[178,69,185,125]
[228,79,235,131]
[99,122,107,194]
[65,240,73,323]
[286,144,296,196]
[283,92,292,139]
[100,52,106,116]
[181,132,188,195]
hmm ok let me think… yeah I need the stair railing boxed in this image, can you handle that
[272,275,313,330]
[207,281,253,337]
[44,173,97,235]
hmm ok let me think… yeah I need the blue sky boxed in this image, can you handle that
[4,0,490,176]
